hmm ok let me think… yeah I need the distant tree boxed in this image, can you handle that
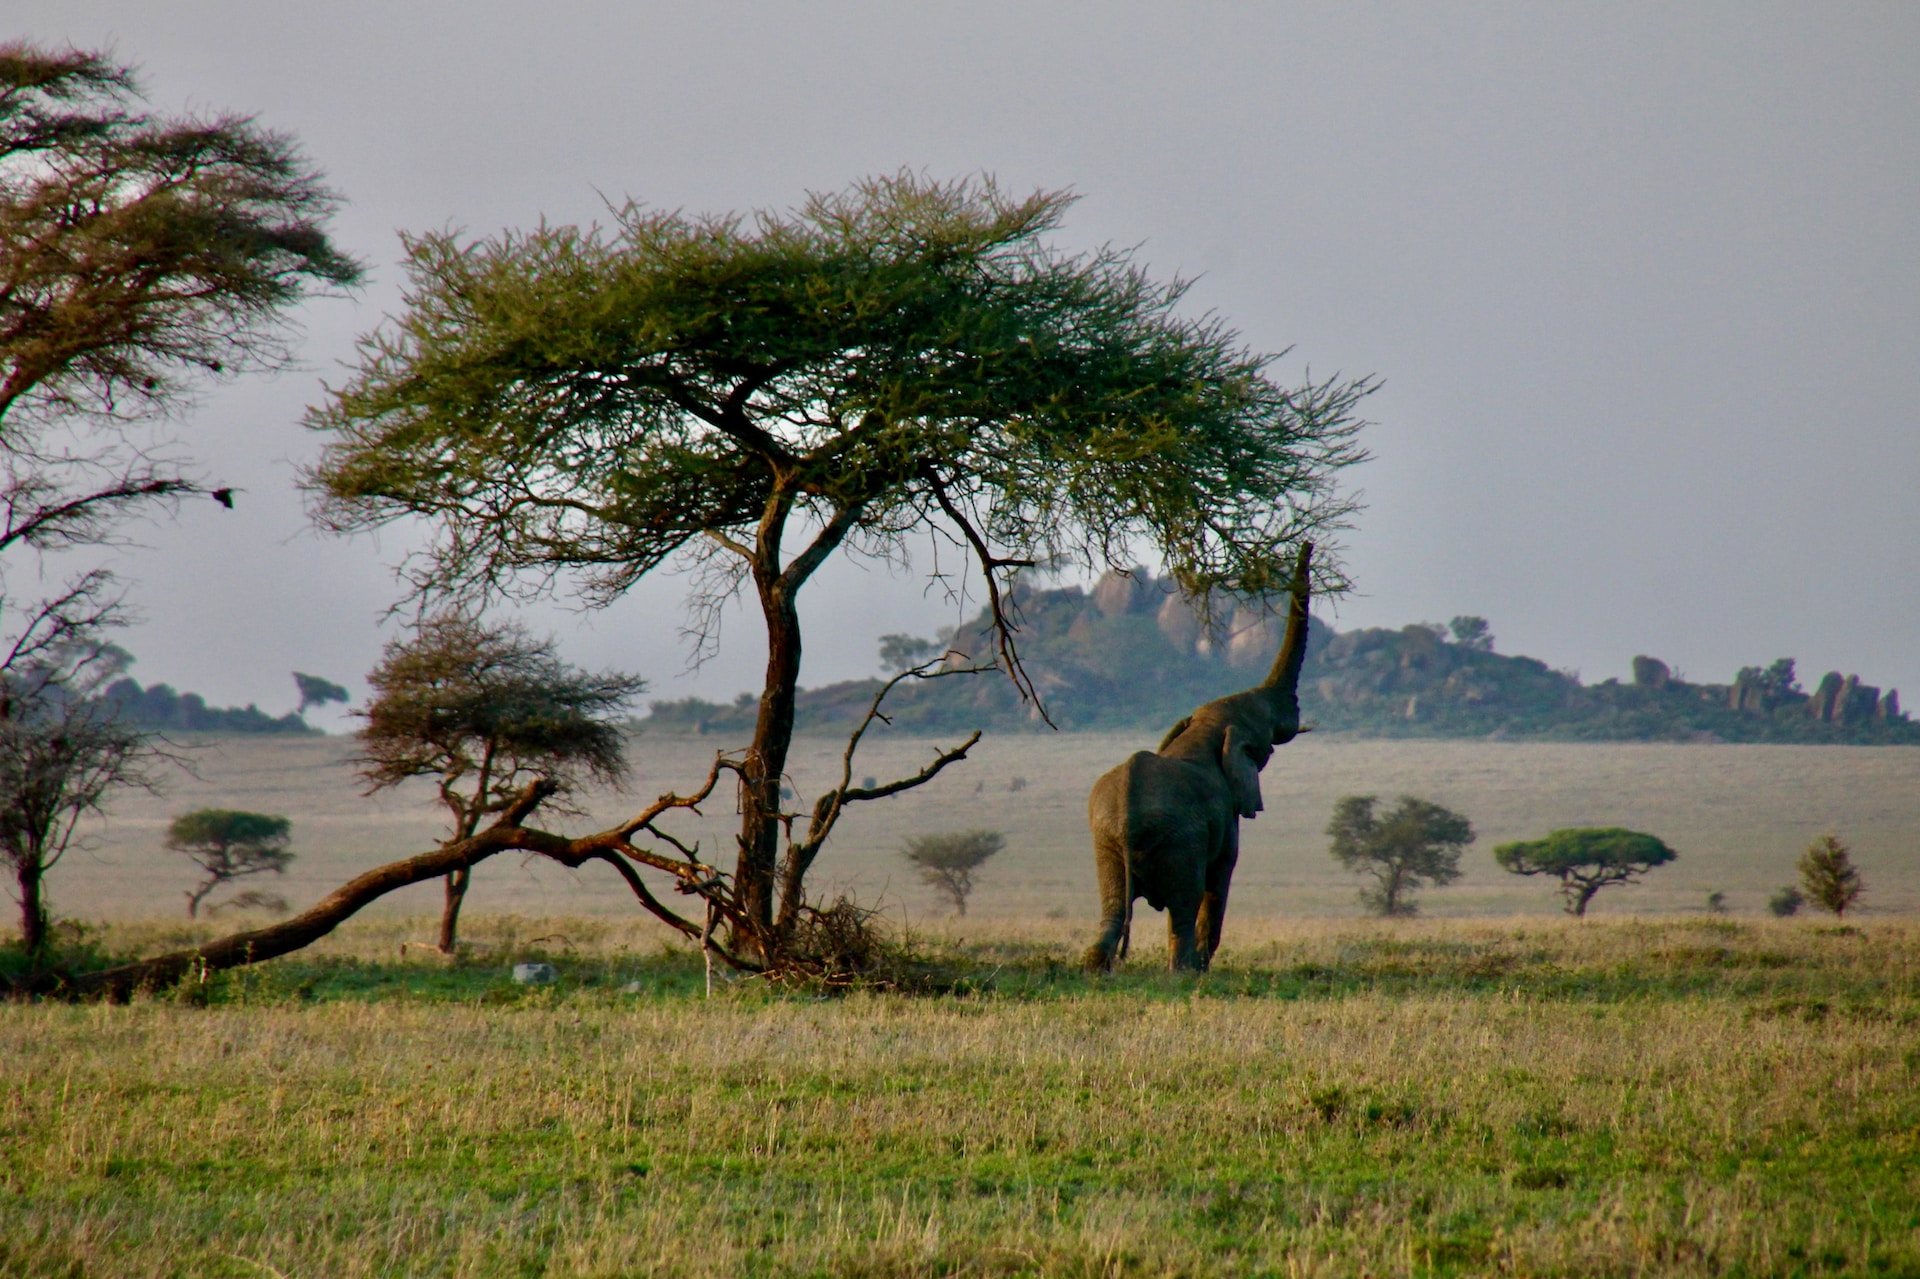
[166,809,293,917]
[0,639,160,960]
[1766,885,1804,918]
[356,612,645,952]
[1704,890,1728,915]
[293,673,349,716]
[878,634,938,674]
[1493,827,1677,917]
[307,173,1371,966]
[1798,834,1864,918]
[902,830,1004,917]
[1327,795,1475,916]
[1448,616,1493,652]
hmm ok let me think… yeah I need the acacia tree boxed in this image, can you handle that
[902,829,1004,917]
[309,174,1370,964]
[1494,827,1677,917]
[357,612,645,952]
[166,809,293,918]
[1326,795,1476,916]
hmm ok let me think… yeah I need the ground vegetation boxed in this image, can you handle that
[2,915,1914,1276]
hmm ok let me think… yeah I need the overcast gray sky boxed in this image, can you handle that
[14,2,1919,726]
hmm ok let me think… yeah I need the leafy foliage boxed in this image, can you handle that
[102,673,315,733]
[1767,885,1805,918]
[902,829,1005,917]
[1326,795,1475,916]
[1798,834,1864,918]
[166,808,293,917]
[1494,827,1678,917]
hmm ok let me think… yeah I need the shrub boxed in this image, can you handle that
[1798,834,1864,917]
[1767,885,1804,918]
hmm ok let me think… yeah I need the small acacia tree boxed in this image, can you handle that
[309,174,1370,965]
[167,809,293,918]
[1494,827,1677,917]
[357,612,645,952]
[1327,795,1475,916]
[1797,834,1863,918]
[293,673,349,717]
[902,829,1004,917]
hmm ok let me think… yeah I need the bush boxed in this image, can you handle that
[1798,835,1864,917]
[1767,885,1804,918]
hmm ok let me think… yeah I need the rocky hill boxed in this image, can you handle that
[641,570,1915,744]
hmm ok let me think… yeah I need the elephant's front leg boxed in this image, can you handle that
[1082,835,1134,972]
[1195,824,1240,969]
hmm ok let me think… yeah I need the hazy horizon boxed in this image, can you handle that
[12,3,1917,731]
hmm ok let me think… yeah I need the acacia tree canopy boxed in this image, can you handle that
[307,174,1372,961]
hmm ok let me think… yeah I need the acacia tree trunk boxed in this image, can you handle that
[734,581,802,963]
[438,867,470,952]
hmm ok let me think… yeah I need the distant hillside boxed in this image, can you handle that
[642,570,1916,744]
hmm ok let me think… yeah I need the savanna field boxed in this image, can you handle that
[7,737,1919,1276]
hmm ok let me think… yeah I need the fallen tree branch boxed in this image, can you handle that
[7,769,764,1000]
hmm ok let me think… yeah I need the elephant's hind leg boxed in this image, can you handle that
[1166,892,1205,972]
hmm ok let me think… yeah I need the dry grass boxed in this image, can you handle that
[3,916,1916,1276]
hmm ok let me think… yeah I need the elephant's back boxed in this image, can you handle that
[1089,751,1220,845]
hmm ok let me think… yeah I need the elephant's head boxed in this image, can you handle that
[1157,543,1314,817]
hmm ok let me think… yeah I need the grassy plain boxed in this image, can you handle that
[4,916,1919,1276]
[13,737,1918,1274]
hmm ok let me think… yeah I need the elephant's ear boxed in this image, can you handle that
[1221,726,1264,817]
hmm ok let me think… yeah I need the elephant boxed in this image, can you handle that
[1083,544,1313,972]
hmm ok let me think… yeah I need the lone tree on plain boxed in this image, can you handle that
[902,829,1004,917]
[1493,827,1677,917]
[1797,834,1864,918]
[293,673,349,717]
[1326,795,1475,916]
[167,809,293,918]
[308,173,1371,965]
[356,612,645,952]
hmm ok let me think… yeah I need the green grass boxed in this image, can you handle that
[4,917,1918,1276]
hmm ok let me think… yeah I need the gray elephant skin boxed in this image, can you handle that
[1084,544,1314,972]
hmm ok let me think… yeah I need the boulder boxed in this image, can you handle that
[1633,656,1672,690]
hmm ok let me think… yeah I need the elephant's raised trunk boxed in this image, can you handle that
[1260,542,1314,717]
